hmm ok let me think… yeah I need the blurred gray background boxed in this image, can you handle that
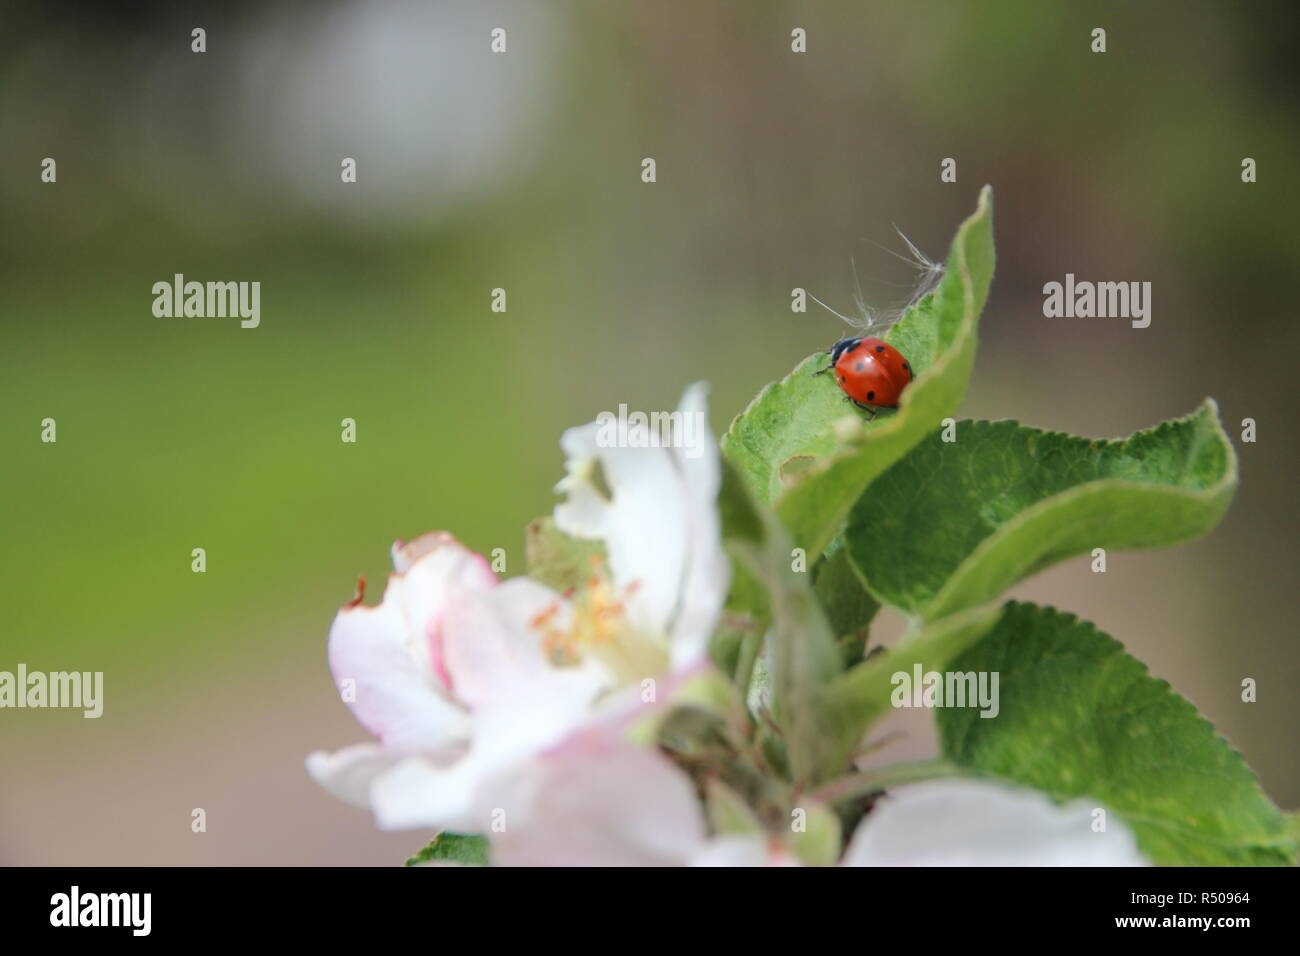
[0,0,1295,864]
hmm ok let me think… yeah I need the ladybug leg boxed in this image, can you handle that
[847,399,878,420]
[814,362,834,376]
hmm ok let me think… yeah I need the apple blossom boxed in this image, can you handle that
[307,383,730,833]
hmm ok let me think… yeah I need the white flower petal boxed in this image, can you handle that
[305,743,410,810]
[553,383,729,665]
[551,429,612,536]
[841,779,1149,867]
[688,835,771,867]
[687,836,806,867]
[556,425,685,639]
[666,381,729,666]
[368,756,481,831]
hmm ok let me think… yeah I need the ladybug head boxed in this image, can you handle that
[827,337,862,363]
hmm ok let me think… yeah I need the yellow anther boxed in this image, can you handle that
[533,556,631,667]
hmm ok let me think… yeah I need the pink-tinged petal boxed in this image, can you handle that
[440,577,565,705]
[483,733,707,866]
[391,531,455,573]
[358,580,617,832]
[388,533,499,684]
[841,779,1149,867]
[328,598,470,750]
[441,577,610,709]
[327,533,495,750]
[391,532,498,581]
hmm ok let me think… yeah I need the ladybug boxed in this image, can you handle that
[815,336,913,419]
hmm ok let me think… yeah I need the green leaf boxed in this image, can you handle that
[823,599,1005,744]
[812,543,880,665]
[524,516,604,592]
[938,602,1296,866]
[848,400,1238,620]
[721,185,995,560]
[404,832,491,867]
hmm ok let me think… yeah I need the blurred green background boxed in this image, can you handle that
[1,0,1296,864]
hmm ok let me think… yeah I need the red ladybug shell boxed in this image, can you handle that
[828,337,913,408]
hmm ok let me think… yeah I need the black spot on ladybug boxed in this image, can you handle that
[875,345,885,353]
[903,362,910,371]
[854,361,865,372]
[866,391,875,402]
